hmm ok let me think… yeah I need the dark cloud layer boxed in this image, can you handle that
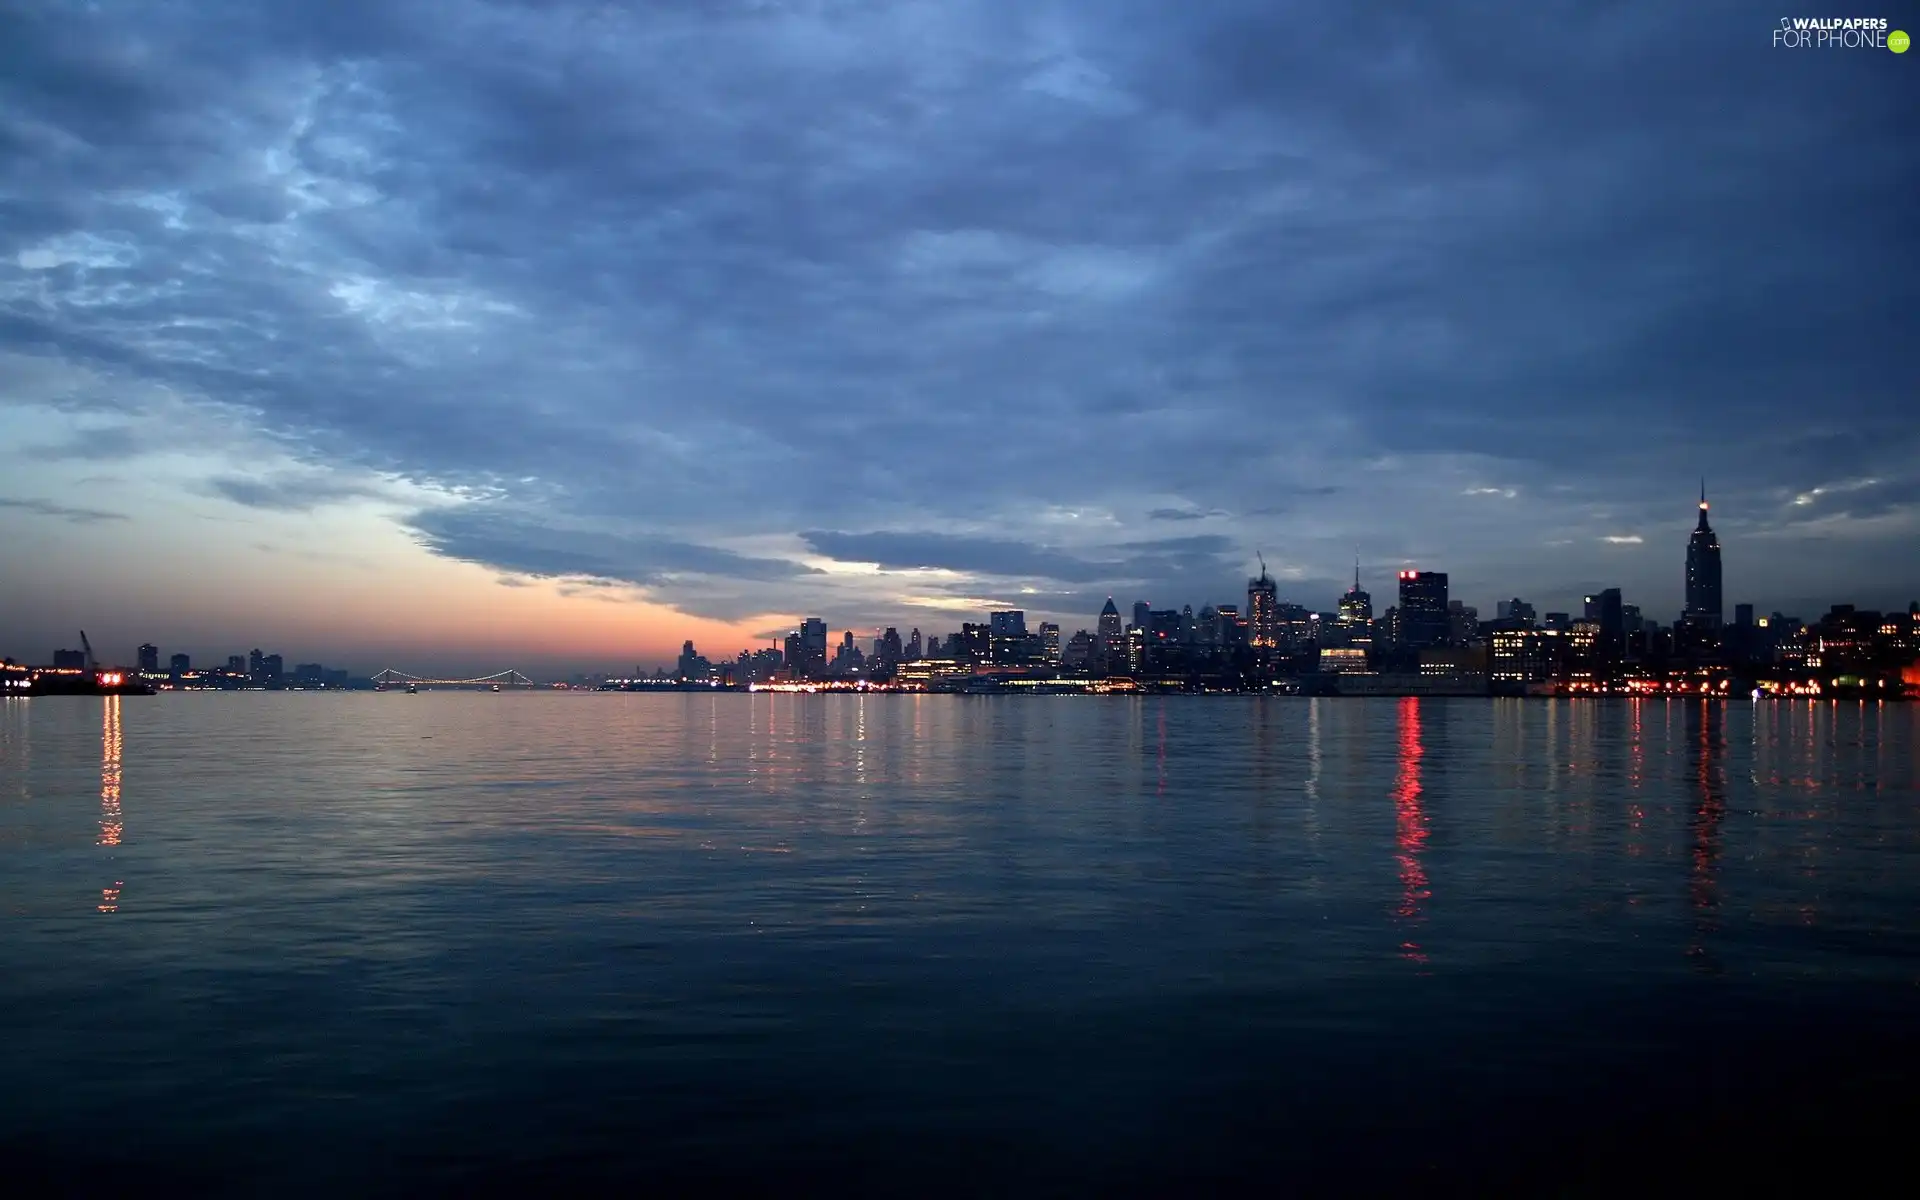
[0,496,127,524]
[3,0,1917,639]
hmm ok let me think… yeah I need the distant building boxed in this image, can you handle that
[248,649,266,680]
[1098,598,1123,641]
[53,648,86,670]
[676,640,711,681]
[1131,601,1151,632]
[1038,622,1061,663]
[1397,570,1450,650]
[137,643,159,673]
[169,653,191,675]
[260,654,284,683]
[1584,588,1624,656]
[1496,598,1536,626]
[227,655,246,673]
[906,628,922,661]
[1447,601,1480,647]
[1684,482,1724,630]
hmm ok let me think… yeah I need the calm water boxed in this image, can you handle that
[2,693,1917,1194]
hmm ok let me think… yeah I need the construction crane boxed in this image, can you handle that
[79,630,98,673]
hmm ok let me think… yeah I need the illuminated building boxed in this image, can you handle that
[1397,570,1449,649]
[1339,563,1373,629]
[1248,566,1278,650]
[906,628,922,660]
[1098,598,1122,641]
[1318,647,1369,674]
[1039,622,1061,663]
[1684,481,1724,630]
[1491,628,1559,689]
[1132,601,1151,632]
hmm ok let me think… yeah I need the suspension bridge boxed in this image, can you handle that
[372,669,537,688]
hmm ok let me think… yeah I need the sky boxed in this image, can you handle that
[2,1,1916,675]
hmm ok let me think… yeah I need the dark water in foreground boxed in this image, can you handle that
[2,693,1917,1194]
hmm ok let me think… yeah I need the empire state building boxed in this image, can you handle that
[1684,482,1723,629]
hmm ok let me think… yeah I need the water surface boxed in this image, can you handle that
[3,694,1917,1193]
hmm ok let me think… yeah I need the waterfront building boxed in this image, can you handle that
[137,643,159,673]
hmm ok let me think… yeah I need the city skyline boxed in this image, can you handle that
[3,2,1916,674]
[18,488,1918,680]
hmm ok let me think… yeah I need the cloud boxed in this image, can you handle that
[1601,535,1644,545]
[0,496,129,523]
[1147,506,1226,522]
[410,506,819,590]
[208,473,389,512]
[0,0,1916,654]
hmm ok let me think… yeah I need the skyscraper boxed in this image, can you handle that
[1397,570,1450,649]
[1098,598,1122,640]
[798,618,829,679]
[1038,622,1061,662]
[1684,482,1724,630]
[1338,561,1373,628]
[1131,601,1151,632]
[1247,564,1278,650]
[137,643,159,673]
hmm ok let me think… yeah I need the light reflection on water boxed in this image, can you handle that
[0,693,1916,1191]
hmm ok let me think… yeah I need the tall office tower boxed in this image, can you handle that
[800,618,829,679]
[169,653,190,675]
[1684,481,1724,630]
[906,628,922,660]
[137,643,159,673]
[227,654,246,673]
[1339,562,1373,628]
[1131,601,1151,632]
[1098,598,1124,669]
[1397,570,1450,650]
[879,627,903,671]
[1247,566,1279,650]
[1038,622,1061,662]
[248,648,265,680]
[989,610,1027,639]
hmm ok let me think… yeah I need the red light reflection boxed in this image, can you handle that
[1394,697,1430,963]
